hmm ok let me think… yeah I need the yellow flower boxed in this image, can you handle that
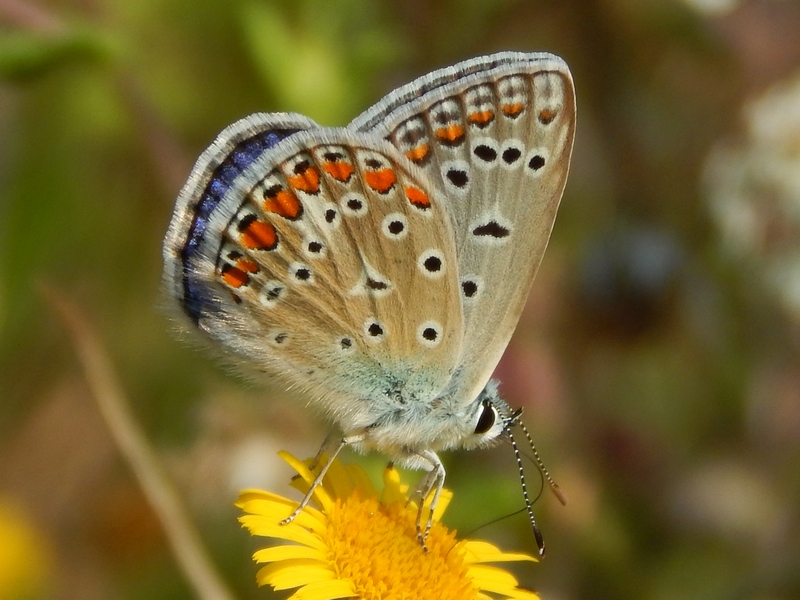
[0,496,52,598]
[236,452,540,600]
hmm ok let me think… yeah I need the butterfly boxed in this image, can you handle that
[163,51,575,555]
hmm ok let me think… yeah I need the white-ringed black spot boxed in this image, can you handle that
[472,221,510,239]
[441,160,471,194]
[461,279,479,299]
[260,280,286,307]
[364,319,385,342]
[339,337,354,352]
[341,193,368,217]
[319,202,340,229]
[424,256,441,272]
[366,278,388,291]
[528,155,546,170]
[498,140,525,170]
[524,148,549,177]
[502,147,522,164]
[474,144,498,162]
[267,329,290,347]
[290,262,313,284]
[446,168,469,188]
[381,213,408,240]
[307,241,323,254]
[418,249,445,279]
[417,320,443,348]
[349,263,393,298]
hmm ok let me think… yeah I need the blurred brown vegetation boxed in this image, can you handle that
[2,0,800,598]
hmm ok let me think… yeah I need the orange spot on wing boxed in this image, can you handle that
[539,108,557,123]
[264,188,303,219]
[222,265,249,288]
[405,185,430,209]
[468,110,494,126]
[241,219,278,251]
[365,168,397,194]
[405,144,430,164]
[288,166,320,194]
[502,103,524,117]
[434,124,465,144]
[237,258,259,273]
[322,160,354,182]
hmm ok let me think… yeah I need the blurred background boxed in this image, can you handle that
[2,0,800,598]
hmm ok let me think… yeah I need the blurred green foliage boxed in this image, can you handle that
[2,0,799,599]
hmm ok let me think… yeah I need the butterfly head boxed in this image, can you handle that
[459,379,514,450]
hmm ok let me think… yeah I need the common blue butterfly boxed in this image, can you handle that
[163,52,575,554]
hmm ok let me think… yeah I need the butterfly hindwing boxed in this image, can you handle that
[164,117,464,426]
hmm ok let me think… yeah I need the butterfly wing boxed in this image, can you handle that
[164,114,464,430]
[351,52,576,405]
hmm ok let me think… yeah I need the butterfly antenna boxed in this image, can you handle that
[506,409,545,558]
[515,415,567,507]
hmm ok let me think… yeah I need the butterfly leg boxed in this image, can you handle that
[411,450,446,551]
[279,433,362,525]
[306,430,335,472]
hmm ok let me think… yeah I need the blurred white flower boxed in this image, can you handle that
[705,72,800,318]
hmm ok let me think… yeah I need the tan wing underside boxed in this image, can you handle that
[196,134,464,424]
[385,68,576,404]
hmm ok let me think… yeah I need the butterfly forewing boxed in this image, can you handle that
[165,121,464,425]
[351,52,576,405]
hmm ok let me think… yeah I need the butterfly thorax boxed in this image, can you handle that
[342,379,511,469]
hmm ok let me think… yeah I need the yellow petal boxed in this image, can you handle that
[237,501,328,534]
[344,463,377,497]
[239,517,327,551]
[257,559,334,589]
[236,489,294,506]
[280,451,334,512]
[504,589,541,600]
[289,579,357,600]
[468,564,521,587]
[253,544,327,563]
[475,582,536,598]
[462,540,538,563]
[380,467,407,505]
[320,455,356,500]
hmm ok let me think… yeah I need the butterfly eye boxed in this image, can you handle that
[473,400,497,435]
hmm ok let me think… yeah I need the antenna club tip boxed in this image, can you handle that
[533,525,546,558]
[552,484,568,506]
